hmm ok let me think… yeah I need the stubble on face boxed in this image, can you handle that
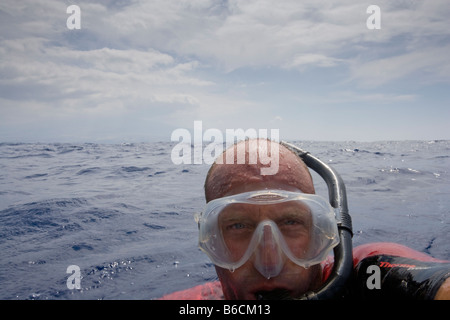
[204,139,323,300]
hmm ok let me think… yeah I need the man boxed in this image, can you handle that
[162,139,450,300]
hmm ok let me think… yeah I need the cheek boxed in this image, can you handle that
[273,262,323,294]
[224,238,248,262]
[215,264,257,299]
[285,263,323,293]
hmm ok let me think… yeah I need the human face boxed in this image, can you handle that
[218,201,313,275]
[206,186,329,300]
[216,200,322,300]
[204,143,324,299]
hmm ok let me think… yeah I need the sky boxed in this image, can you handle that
[0,0,449,143]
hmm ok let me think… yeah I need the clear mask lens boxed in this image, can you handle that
[198,190,339,278]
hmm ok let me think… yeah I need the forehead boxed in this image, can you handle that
[205,145,315,201]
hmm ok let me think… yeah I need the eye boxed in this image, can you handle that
[281,219,304,227]
[278,218,309,237]
[284,219,300,226]
[226,222,246,230]
[222,221,255,238]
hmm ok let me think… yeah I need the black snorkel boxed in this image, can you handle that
[281,141,353,300]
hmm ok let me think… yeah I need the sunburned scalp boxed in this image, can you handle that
[204,139,315,202]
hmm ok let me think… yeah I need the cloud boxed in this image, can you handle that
[0,37,211,115]
[285,54,345,69]
[0,0,449,142]
[349,45,450,87]
[81,0,450,85]
[63,0,363,71]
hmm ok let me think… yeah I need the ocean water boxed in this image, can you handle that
[0,140,449,300]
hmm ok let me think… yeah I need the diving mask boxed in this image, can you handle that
[197,189,340,279]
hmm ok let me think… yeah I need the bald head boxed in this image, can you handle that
[204,139,315,202]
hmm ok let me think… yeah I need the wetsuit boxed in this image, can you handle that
[160,242,450,300]
[348,242,450,300]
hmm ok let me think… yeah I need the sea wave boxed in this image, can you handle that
[0,140,449,299]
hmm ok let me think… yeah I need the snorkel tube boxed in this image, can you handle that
[281,142,353,300]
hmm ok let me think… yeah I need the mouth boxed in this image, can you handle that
[254,288,293,300]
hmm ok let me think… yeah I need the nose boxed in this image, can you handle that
[253,221,285,279]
